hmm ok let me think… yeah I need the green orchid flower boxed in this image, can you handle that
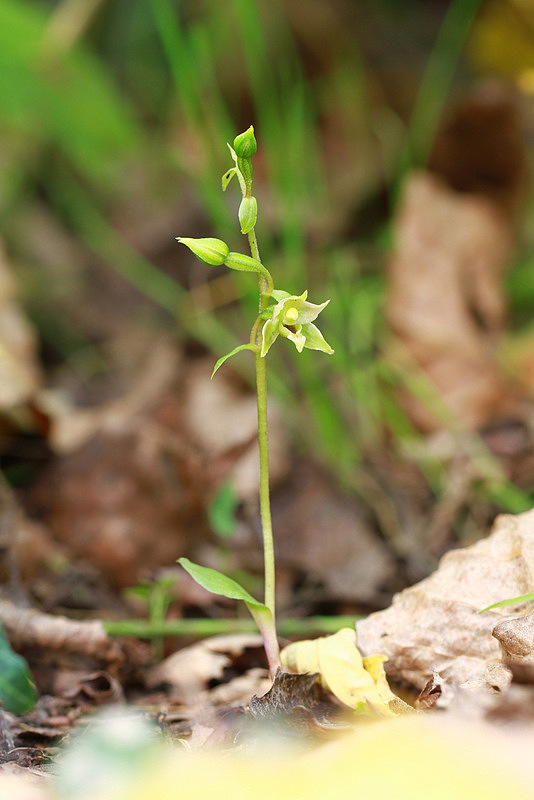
[260,290,334,357]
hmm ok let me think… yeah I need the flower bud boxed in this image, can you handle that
[238,196,257,234]
[176,237,229,266]
[233,126,257,158]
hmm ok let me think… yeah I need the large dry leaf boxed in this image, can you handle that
[385,171,515,431]
[357,507,534,702]
[182,359,289,500]
[272,463,395,603]
[33,347,289,588]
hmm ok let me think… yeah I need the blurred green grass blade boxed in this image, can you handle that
[478,481,533,514]
[149,0,205,125]
[0,0,142,185]
[104,615,361,638]
[149,0,233,230]
[228,0,323,277]
[208,481,239,539]
[479,592,534,614]
[401,0,485,172]
[0,623,37,713]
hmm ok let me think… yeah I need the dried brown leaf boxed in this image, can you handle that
[146,633,266,703]
[493,611,534,666]
[385,171,516,431]
[0,602,122,665]
[357,508,534,704]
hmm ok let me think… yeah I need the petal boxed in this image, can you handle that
[283,325,306,353]
[302,323,334,354]
[260,319,279,357]
[296,298,330,325]
[271,289,293,302]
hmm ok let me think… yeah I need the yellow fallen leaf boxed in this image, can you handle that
[281,627,404,715]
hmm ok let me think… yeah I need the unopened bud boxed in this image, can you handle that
[176,237,229,266]
[238,196,257,234]
[233,126,257,158]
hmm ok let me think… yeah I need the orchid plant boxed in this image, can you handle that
[176,127,333,677]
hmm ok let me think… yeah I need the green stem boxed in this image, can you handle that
[255,349,276,624]
[103,615,361,639]
[247,225,277,662]
[245,187,279,672]
[249,229,270,306]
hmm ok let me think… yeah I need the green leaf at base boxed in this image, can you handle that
[0,623,37,713]
[178,558,267,613]
[211,343,257,378]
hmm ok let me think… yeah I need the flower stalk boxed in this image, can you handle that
[176,125,333,679]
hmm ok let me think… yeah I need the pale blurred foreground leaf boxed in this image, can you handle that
[49,709,534,800]
[281,627,409,716]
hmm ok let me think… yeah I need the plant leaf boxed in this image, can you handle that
[0,623,37,713]
[211,343,257,378]
[178,558,267,612]
[478,592,534,613]
[221,168,236,191]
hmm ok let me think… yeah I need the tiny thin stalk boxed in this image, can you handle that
[247,224,276,627]
[248,228,270,307]
[251,607,280,676]
[254,349,276,622]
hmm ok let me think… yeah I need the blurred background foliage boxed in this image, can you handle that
[2,0,534,519]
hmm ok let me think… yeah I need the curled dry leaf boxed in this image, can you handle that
[357,508,534,704]
[53,670,124,705]
[0,602,122,666]
[146,633,268,705]
[493,611,534,667]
